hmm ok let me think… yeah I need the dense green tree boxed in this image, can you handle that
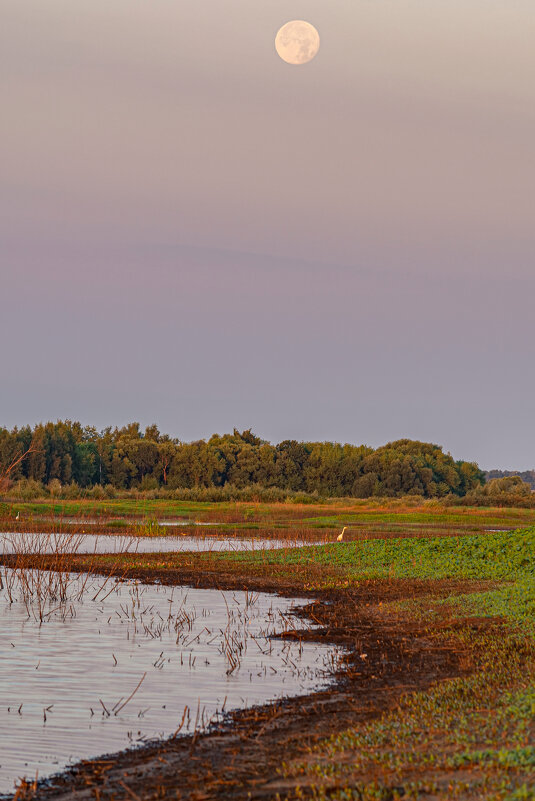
[274,440,310,491]
[167,441,223,488]
[0,421,488,499]
[304,442,370,495]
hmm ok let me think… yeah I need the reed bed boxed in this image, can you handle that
[0,530,137,622]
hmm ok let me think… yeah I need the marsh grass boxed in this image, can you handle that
[2,498,535,539]
[249,528,535,801]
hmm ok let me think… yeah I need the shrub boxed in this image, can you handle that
[87,484,107,500]
[452,476,535,508]
[59,482,82,500]
[10,479,47,500]
[48,478,62,497]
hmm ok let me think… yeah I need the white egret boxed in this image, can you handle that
[337,526,348,542]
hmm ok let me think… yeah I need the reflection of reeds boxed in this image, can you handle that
[0,530,135,623]
[4,562,344,798]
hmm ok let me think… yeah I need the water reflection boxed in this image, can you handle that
[0,569,341,795]
[0,531,321,555]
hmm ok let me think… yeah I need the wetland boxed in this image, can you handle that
[0,498,534,800]
[0,567,341,795]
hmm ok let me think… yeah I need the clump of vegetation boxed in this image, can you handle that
[455,476,535,508]
[487,470,535,491]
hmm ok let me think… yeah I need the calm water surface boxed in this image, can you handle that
[0,532,322,555]
[0,568,341,795]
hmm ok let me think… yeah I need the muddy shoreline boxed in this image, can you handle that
[3,558,495,801]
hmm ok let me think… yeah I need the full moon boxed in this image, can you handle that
[275,20,320,66]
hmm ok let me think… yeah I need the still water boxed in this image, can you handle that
[0,568,341,796]
[1,532,321,555]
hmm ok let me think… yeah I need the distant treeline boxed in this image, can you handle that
[0,421,484,500]
[485,470,535,491]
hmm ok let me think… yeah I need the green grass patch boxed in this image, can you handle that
[270,528,535,800]
[282,630,535,800]
[225,529,535,583]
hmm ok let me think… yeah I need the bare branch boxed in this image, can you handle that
[0,446,39,492]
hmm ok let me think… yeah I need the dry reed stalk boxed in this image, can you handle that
[1,526,136,623]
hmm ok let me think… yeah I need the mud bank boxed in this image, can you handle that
[3,556,497,801]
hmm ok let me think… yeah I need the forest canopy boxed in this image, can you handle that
[0,422,485,499]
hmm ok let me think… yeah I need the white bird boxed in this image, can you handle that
[337,526,348,542]
[15,512,20,521]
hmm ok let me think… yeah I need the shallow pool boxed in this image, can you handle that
[0,531,322,555]
[0,568,341,795]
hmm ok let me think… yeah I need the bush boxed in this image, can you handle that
[87,484,107,500]
[10,479,47,500]
[48,478,62,497]
[167,483,318,504]
[139,476,160,491]
[450,476,535,508]
[59,482,82,500]
[286,492,320,505]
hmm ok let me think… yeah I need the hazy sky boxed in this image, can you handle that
[1,1,534,469]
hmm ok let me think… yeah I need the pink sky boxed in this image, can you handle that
[1,1,534,468]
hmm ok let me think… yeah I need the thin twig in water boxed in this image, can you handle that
[114,672,147,715]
